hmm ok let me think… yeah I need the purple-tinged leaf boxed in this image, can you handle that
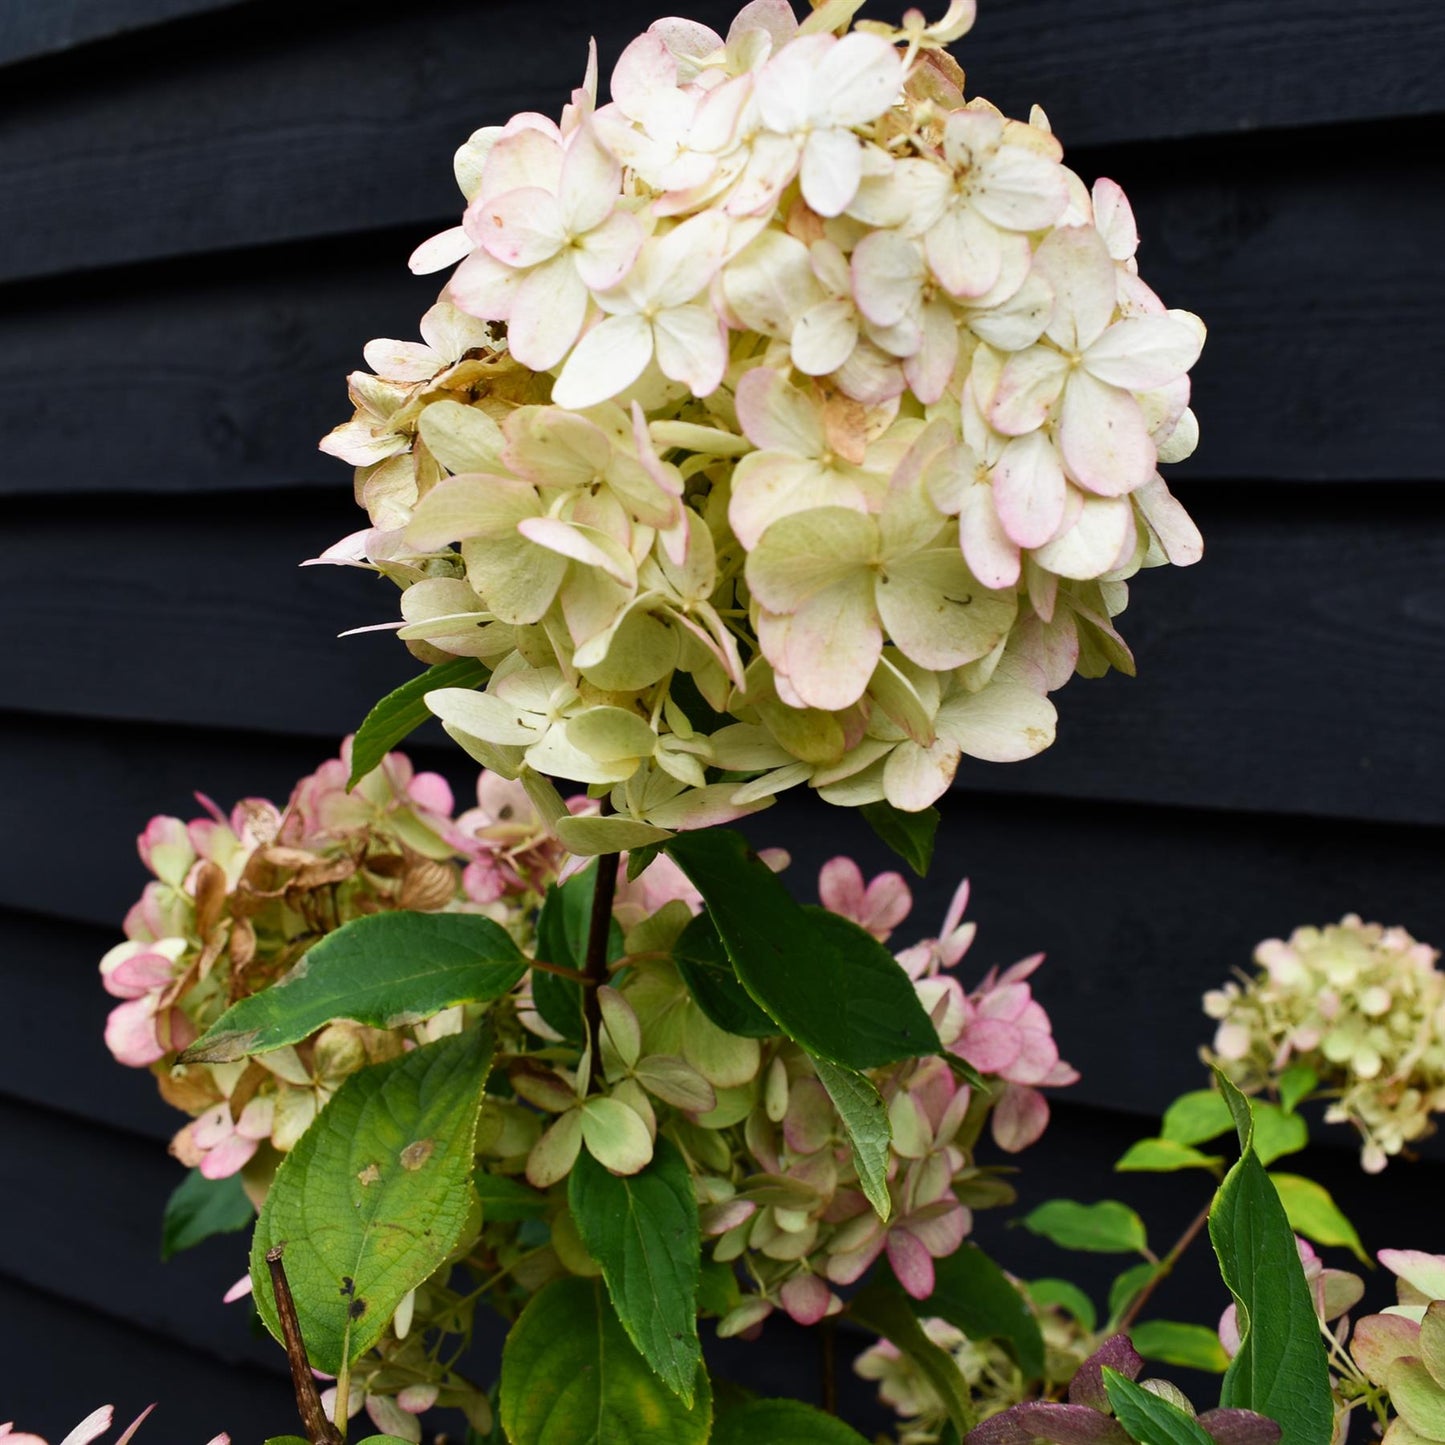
[968,1404,1131,1445]
[1070,1334,1143,1410]
[1196,1408,1284,1445]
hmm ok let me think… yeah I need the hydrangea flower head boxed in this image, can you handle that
[1205,916,1445,1171]
[318,0,1205,850]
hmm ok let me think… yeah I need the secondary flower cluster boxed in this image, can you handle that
[855,1287,1094,1444]
[1205,916,1445,1172]
[0,1406,226,1445]
[318,0,1204,847]
[103,744,1074,1441]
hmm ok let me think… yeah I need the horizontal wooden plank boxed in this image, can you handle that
[0,0,244,68]
[0,1272,295,1444]
[1,0,1441,284]
[5,485,1444,824]
[3,722,1442,1130]
[2,119,1440,497]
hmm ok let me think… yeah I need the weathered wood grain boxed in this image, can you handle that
[0,0,246,67]
[1,121,1439,498]
[4,485,1443,824]
[1,0,1440,284]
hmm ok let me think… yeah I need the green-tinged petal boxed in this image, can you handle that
[581,1097,655,1175]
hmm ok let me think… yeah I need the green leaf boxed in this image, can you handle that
[1108,1262,1165,1325]
[250,1028,494,1375]
[860,801,938,877]
[1209,1071,1333,1445]
[1102,1367,1215,1445]
[1023,1199,1150,1255]
[568,1138,701,1405]
[500,1277,711,1445]
[712,1399,871,1445]
[812,1056,892,1221]
[924,1243,1046,1380]
[1161,1090,1234,1147]
[673,911,777,1038]
[1275,1064,1318,1115]
[1116,1138,1224,1173]
[161,1168,253,1261]
[664,830,939,1068]
[474,1172,550,1223]
[1129,1320,1230,1374]
[183,912,526,1063]
[356,1438,417,1444]
[1249,1102,1308,1166]
[1028,1278,1098,1332]
[849,1283,976,1439]
[348,657,490,788]
[849,1279,975,1438]
[1268,1172,1369,1265]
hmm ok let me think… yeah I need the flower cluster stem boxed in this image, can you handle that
[582,847,620,1089]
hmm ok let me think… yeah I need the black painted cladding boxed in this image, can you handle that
[2,0,1443,1439]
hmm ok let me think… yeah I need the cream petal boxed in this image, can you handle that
[991,430,1067,549]
[1060,370,1156,496]
[506,256,590,371]
[1084,313,1204,392]
[551,314,654,409]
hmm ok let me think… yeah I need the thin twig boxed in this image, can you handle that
[529,955,595,985]
[1116,1201,1212,1333]
[266,1246,345,1445]
[581,849,621,1088]
[820,1317,839,1415]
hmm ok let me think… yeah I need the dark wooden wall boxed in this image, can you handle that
[3,0,1443,1437]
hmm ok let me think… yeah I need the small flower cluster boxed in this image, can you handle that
[100,741,564,1185]
[855,1287,1094,1444]
[104,746,1073,1438]
[1205,916,1445,1172]
[318,0,1204,847]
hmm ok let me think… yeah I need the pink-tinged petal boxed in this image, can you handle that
[954,1018,1022,1073]
[1133,475,1203,566]
[801,126,864,217]
[1084,314,1204,392]
[654,305,729,396]
[1034,493,1137,581]
[781,1274,835,1326]
[862,872,913,938]
[926,204,1002,299]
[107,949,177,996]
[236,1095,277,1141]
[883,737,962,813]
[1380,1250,1445,1300]
[783,1077,838,1154]
[959,484,1022,589]
[792,298,858,376]
[1351,1312,1422,1384]
[989,347,1069,435]
[819,856,867,918]
[448,246,523,322]
[817,31,905,128]
[407,770,454,815]
[409,224,472,275]
[824,1234,888,1287]
[106,1406,164,1445]
[941,878,971,939]
[991,430,1067,548]
[852,230,921,327]
[976,982,1030,1021]
[192,1103,235,1150]
[903,296,960,405]
[991,1083,1050,1152]
[199,1132,258,1179]
[476,127,563,206]
[974,144,1069,232]
[1034,225,1118,352]
[397,1384,440,1415]
[970,267,1055,353]
[475,188,565,268]
[105,997,165,1066]
[574,208,645,291]
[365,1395,421,1444]
[223,1273,254,1304]
[735,366,825,454]
[887,1227,937,1300]
[1092,178,1138,261]
[785,577,881,711]
[58,1407,115,1445]
[611,32,677,118]
[1006,1027,1060,1085]
[506,255,590,371]
[939,679,1057,764]
[906,1201,970,1258]
[1218,1304,1242,1358]
[559,122,621,235]
[551,314,654,409]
